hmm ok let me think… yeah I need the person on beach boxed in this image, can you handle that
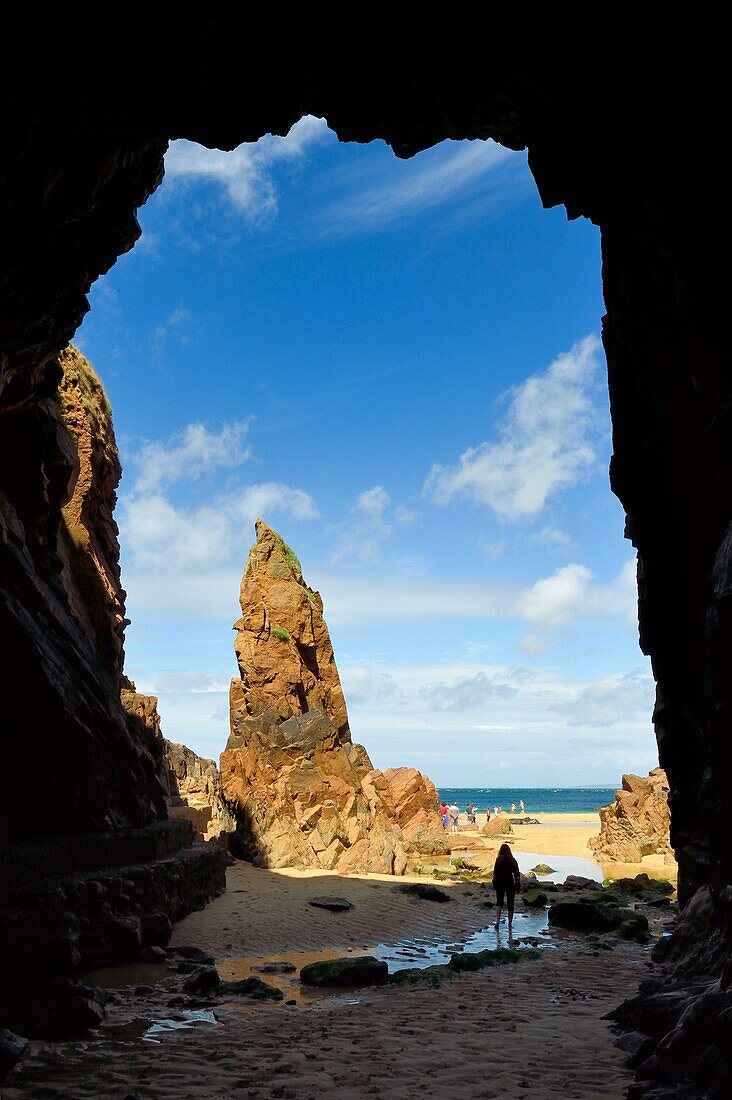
[448,803,460,835]
[493,842,521,931]
[510,802,516,814]
[486,806,491,824]
[519,799,525,814]
[494,805,499,816]
[440,802,449,829]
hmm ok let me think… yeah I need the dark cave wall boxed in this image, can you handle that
[0,19,729,908]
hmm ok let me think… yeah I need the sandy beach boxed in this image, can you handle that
[7,855,670,1100]
[448,811,677,882]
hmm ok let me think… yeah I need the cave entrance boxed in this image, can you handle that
[74,121,659,835]
[4,34,727,913]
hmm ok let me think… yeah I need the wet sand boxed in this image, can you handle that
[7,860,661,1099]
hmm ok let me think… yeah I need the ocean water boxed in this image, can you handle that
[437,787,615,815]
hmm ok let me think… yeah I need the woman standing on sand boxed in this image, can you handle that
[440,802,449,829]
[493,842,521,932]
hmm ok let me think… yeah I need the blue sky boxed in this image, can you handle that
[76,117,658,786]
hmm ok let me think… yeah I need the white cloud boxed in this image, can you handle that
[164,116,330,221]
[357,485,390,518]
[121,482,317,571]
[131,420,254,494]
[340,667,405,706]
[518,558,637,654]
[425,335,604,521]
[519,563,594,627]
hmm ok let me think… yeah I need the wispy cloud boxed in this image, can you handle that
[322,140,517,234]
[164,116,331,222]
[123,555,637,645]
[329,485,417,567]
[550,668,654,728]
[425,335,604,521]
[339,657,657,785]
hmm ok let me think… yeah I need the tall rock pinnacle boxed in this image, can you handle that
[221,521,448,872]
[232,518,349,736]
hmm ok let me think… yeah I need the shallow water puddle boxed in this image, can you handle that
[143,1008,217,1042]
[218,909,553,1008]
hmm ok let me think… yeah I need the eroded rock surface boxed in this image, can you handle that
[221,522,443,873]
[120,686,234,843]
[163,738,235,842]
[381,767,449,855]
[232,520,348,733]
[590,769,675,865]
[1,347,168,837]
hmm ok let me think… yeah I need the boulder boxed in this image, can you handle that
[109,916,142,959]
[215,978,282,1001]
[0,1030,29,1085]
[530,864,556,875]
[618,913,649,939]
[548,900,623,932]
[308,896,353,912]
[220,521,435,875]
[0,979,106,1039]
[393,883,450,903]
[300,956,389,988]
[563,875,603,889]
[522,889,549,907]
[480,818,513,838]
[181,966,221,994]
[589,769,676,865]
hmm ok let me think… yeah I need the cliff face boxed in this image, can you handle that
[590,769,675,865]
[221,522,446,872]
[163,738,235,842]
[57,346,128,684]
[0,346,166,840]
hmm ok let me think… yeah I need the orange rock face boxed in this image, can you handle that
[589,768,675,864]
[221,521,445,873]
[57,346,128,684]
[232,519,349,734]
[120,685,234,844]
[381,768,449,854]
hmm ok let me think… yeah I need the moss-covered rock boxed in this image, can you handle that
[216,977,283,1000]
[300,955,388,988]
[522,889,549,907]
[548,900,623,932]
[389,947,539,986]
[617,913,649,940]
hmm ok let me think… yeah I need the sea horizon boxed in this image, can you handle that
[436,786,617,814]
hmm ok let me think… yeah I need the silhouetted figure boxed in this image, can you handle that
[493,842,521,931]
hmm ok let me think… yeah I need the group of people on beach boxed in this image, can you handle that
[439,798,526,830]
[490,799,525,817]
